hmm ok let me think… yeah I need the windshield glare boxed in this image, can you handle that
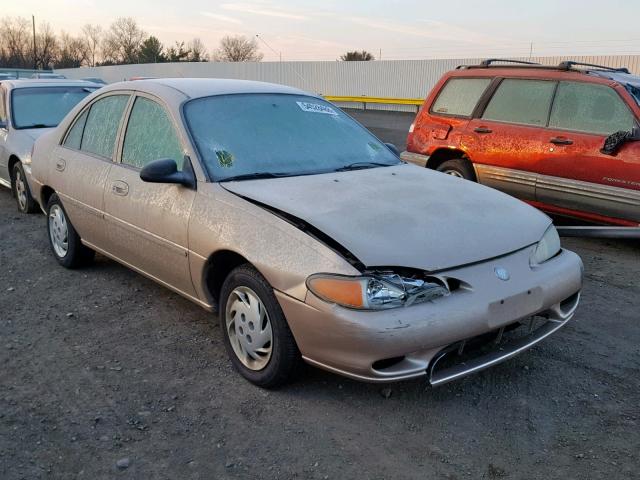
[184,93,400,181]
[11,86,97,129]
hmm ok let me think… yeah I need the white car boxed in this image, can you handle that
[0,79,100,212]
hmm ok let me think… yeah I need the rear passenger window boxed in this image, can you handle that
[64,110,88,150]
[80,95,129,159]
[431,78,491,117]
[482,79,556,126]
[549,82,635,135]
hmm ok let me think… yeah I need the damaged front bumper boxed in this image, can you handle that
[275,245,583,385]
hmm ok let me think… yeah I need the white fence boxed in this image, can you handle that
[58,55,640,112]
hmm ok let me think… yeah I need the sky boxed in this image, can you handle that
[4,0,640,61]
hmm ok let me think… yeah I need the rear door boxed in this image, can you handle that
[464,78,557,201]
[102,94,197,297]
[535,81,640,222]
[52,93,130,247]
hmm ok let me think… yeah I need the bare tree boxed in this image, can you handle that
[188,38,208,62]
[56,32,88,68]
[0,17,31,68]
[35,22,58,69]
[102,17,145,64]
[213,35,263,62]
[82,24,102,67]
[340,50,375,61]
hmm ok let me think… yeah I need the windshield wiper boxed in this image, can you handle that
[334,161,394,172]
[18,123,51,129]
[219,172,294,182]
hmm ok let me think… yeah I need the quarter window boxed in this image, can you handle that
[482,79,556,127]
[121,97,184,170]
[549,82,635,135]
[64,110,88,150]
[431,78,491,117]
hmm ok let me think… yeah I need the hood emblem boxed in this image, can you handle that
[494,267,510,281]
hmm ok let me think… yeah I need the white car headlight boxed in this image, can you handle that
[306,273,450,310]
[530,225,561,266]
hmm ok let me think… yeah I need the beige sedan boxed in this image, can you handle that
[30,79,583,387]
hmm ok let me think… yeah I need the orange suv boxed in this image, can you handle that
[402,59,640,226]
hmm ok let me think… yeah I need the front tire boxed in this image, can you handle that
[219,264,302,388]
[46,193,95,269]
[436,158,476,181]
[12,163,38,213]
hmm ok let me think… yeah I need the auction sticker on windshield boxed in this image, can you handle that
[296,101,338,115]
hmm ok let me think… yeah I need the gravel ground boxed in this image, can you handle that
[1,140,639,478]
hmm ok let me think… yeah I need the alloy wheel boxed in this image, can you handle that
[443,169,464,178]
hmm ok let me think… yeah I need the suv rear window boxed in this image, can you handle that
[431,78,491,117]
[482,79,556,127]
[549,81,635,135]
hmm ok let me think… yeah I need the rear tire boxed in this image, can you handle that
[219,264,302,388]
[12,163,38,213]
[46,193,95,269]
[436,158,476,181]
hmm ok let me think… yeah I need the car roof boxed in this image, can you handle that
[101,77,317,100]
[2,79,102,90]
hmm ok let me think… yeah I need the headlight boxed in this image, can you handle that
[530,225,561,266]
[306,273,450,310]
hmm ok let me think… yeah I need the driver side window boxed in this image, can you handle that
[121,96,184,170]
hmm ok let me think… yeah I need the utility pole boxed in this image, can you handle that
[32,15,37,70]
[379,48,382,60]
[255,34,282,62]
[529,41,533,59]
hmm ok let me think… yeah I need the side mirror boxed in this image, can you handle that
[385,142,400,156]
[600,130,634,156]
[140,158,195,188]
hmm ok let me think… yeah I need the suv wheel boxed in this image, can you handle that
[436,159,476,181]
[219,264,302,388]
[46,193,95,268]
[12,163,38,213]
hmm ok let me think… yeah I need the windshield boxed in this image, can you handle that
[184,93,400,181]
[11,86,97,129]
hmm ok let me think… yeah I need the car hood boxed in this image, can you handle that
[222,164,551,272]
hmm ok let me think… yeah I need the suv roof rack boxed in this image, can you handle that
[457,58,631,75]
[480,58,541,67]
[557,61,630,74]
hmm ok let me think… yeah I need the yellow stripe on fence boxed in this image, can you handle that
[324,95,424,106]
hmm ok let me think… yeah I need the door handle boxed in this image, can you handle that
[474,126,493,134]
[111,181,129,196]
[550,137,573,145]
[55,159,66,171]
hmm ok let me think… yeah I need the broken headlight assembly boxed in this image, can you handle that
[306,272,450,310]
[530,225,561,266]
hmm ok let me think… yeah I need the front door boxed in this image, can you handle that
[536,81,640,223]
[102,95,197,297]
[464,78,557,201]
